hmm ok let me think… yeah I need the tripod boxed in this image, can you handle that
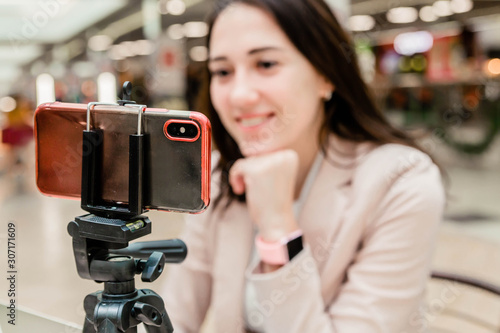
[67,85,186,332]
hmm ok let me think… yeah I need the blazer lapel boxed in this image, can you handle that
[298,137,374,274]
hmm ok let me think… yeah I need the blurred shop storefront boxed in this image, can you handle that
[348,0,500,169]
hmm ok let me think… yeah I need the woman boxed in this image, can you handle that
[162,0,445,332]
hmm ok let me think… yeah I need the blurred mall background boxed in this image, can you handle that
[0,0,500,332]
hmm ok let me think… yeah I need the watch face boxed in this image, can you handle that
[286,235,304,261]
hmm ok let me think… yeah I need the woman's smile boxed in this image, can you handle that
[236,112,275,131]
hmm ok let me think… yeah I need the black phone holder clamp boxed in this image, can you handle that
[67,82,186,333]
[117,81,137,106]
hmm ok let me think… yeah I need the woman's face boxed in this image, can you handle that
[208,3,332,157]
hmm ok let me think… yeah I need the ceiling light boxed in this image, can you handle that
[134,40,156,56]
[97,72,117,103]
[394,31,434,56]
[348,15,376,32]
[121,41,137,56]
[88,35,113,52]
[433,1,453,17]
[450,0,473,14]
[166,0,185,16]
[183,22,208,38]
[487,58,500,75]
[167,24,184,40]
[157,0,168,14]
[0,96,16,113]
[107,46,125,61]
[36,73,55,106]
[387,7,418,24]
[143,0,161,40]
[420,6,438,22]
[189,46,208,62]
[108,44,133,59]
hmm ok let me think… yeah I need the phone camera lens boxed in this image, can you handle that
[166,122,198,139]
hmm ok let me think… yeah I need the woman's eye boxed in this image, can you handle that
[257,61,277,69]
[210,69,230,77]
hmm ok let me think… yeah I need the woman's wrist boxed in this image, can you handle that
[253,205,302,272]
[255,228,304,270]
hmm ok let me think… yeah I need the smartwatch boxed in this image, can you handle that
[255,230,304,265]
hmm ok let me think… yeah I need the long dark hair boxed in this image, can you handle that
[199,0,429,206]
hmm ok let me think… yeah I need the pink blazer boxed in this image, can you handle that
[160,137,445,333]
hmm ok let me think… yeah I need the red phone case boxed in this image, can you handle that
[34,102,211,213]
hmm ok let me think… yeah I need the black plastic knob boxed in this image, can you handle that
[133,302,163,326]
[140,251,165,282]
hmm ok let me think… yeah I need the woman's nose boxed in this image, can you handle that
[229,72,259,108]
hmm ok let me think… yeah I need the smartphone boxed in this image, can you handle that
[34,102,211,213]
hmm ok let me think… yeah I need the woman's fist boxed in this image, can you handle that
[229,149,300,241]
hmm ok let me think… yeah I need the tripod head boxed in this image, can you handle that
[67,83,187,333]
[67,215,187,283]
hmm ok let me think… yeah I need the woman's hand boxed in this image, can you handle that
[229,149,300,242]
